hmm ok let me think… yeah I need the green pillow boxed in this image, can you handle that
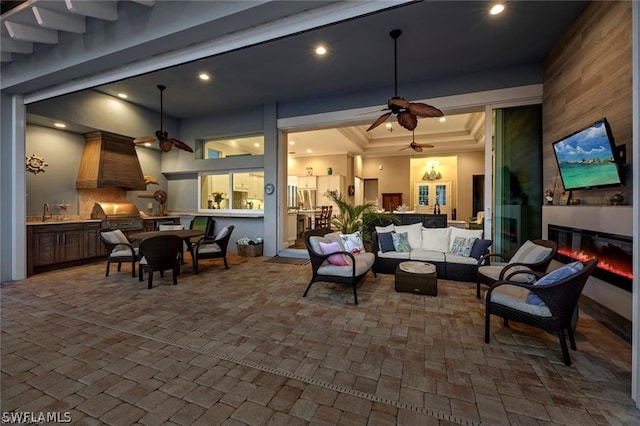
[392,232,411,252]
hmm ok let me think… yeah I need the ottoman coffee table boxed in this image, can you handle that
[395,261,438,296]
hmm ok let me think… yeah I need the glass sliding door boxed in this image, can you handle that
[493,105,543,252]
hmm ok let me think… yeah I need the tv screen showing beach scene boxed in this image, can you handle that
[552,119,624,190]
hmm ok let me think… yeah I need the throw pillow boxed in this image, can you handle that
[526,261,584,305]
[340,231,365,254]
[449,227,484,252]
[319,241,350,266]
[510,240,553,264]
[392,232,411,252]
[378,232,396,253]
[449,236,477,257]
[470,239,493,260]
[375,224,395,234]
[421,227,452,252]
[394,223,422,250]
[215,226,229,241]
[101,229,129,245]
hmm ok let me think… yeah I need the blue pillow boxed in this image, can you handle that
[378,232,396,253]
[526,261,584,305]
[470,239,492,260]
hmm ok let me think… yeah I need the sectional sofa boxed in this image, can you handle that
[370,222,491,282]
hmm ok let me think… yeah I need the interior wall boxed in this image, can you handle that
[542,1,633,319]
[288,154,349,180]
[362,157,410,209]
[457,151,485,222]
[543,0,633,205]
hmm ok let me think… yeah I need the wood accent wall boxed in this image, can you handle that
[543,1,632,205]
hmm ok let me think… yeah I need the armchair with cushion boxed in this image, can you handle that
[99,228,138,277]
[484,258,598,366]
[476,239,557,298]
[192,225,234,273]
[302,227,375,305]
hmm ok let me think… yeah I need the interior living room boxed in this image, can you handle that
[1,1,639,424]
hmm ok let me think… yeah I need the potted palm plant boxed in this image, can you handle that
[324,191,398,241]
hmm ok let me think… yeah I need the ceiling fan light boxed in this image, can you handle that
[490,4,505,15]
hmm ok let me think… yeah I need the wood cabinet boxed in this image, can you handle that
[297,176,316,189]
[27,222,105,276]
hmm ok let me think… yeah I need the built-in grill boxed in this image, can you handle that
[91,202,143,231]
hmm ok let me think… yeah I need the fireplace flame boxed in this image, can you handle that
[558,248,633,280]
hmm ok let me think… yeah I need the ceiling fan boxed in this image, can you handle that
[133,85,193,153]
[367,29,444,132]
[399,130,434,152]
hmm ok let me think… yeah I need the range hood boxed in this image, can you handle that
[76,131,146,190]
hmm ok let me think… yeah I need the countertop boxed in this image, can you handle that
[27,219,102,226]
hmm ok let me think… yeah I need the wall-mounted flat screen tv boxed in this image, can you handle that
[552,118,624,191]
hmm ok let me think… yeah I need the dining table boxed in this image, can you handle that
[128,229,205,264]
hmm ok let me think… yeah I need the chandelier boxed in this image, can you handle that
[423,161,442,180]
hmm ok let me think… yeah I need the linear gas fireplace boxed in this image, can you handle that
[548,225,632,292]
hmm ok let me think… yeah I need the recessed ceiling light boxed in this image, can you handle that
[385,123,392,129]
[315,45,327,56]
[254,143,260,147]
[117,93,128,99]
[490,4,505,15]
[306,149,312,153]
[144,143,151,147]
[439,117,446,122]
[289,141,295,146]
[199,73,210,81]
[53,123,66,128]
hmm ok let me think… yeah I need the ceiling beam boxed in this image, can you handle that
[33,6,86,33]
[65,0,118,21]
[5,21,58,44]
[0,36,33,53]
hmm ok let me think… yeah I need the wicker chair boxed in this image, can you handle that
[99,228,138,277]
[192,225,234,273]
[476,239,557,298]
[302,227,375,305]
[484,258,598,366]
[138,235,183,289]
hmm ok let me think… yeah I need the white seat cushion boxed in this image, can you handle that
[158,224,183,231]
[198,243,221,254]
[478,264,535,282]
[409,250,445,263]
[377,250,411,260]
[110,247,138,257]
[101,229,129,245]
[445,253,479,265]
[317,253,374,277]
[487,284,552,317]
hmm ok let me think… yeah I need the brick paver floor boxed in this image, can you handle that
[1,254,638,425]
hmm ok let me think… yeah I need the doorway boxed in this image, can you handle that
[472,174,485,217]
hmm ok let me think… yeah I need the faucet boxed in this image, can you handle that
[42,203,51,222]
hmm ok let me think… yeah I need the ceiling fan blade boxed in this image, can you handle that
[133,135,157,144]
[398,146,410,151]
[408,102,444,117]
[366,112,393,131]
[418,144,435,149]
[388,96,410,109]
[170,138,194,153]
[397,111,418,131]
[159,140,173,152]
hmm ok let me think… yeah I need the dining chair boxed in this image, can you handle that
[138,234,183,289]
[98,228,139,277]
[192,225,235,273]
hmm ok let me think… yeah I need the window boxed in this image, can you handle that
[200,171,264,211]
[197,135,264,159]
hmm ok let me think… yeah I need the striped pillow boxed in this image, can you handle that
[509,240,552,264]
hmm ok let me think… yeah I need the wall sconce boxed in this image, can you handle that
[423,161,442,180]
